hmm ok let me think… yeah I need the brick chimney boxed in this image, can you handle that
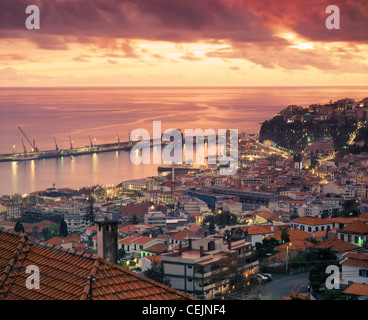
[96,219,118,264]
[200,245,204,257]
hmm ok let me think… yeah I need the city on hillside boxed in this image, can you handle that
[2,98,368,300]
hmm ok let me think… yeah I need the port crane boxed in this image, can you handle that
[89,135,94,148]
[18,126,39,152]
[54,137,59,152]
[116,131,120,145]
[69,135,73,150]
[21,139,27,154]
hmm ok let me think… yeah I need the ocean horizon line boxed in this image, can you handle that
[1,85,368,89]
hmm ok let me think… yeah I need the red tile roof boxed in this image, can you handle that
[344,283,368,296]
[144,243,169,254]
[341,252,368,268]
[359,212,368,219]
[311,238,360,253]
[240,225,274,235]
[131,236,157,245]
[291,217,332,226]
[256,211,282,222]
[275,240,314,252]
[170,229,198,241]
[0,228,194,300]
[271,228,312,242]
[342,220,368,234]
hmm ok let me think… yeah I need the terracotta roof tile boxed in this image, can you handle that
[344,283,368,296]
[169,229,198,240]
[240,225,273,235]
[275,240,314,252]
[311,238,360,252]
[0,228,194,300]
[291,217,332,226]
[342,220,368,234]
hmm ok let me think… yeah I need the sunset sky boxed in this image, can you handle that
[1,0,368,87]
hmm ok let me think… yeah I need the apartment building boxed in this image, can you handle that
[161,237,257,299]
[144,211,166,228]
[290,217,334,234]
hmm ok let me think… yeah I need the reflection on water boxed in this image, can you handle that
[2,86,368,195]
[1,150,159,196]
[1,141,210,196]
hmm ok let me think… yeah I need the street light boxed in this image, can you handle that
[286,242,292,272]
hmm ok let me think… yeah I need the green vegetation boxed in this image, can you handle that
[14,221,25,233]
[59,218,68,237]
[341,199,360,217]
[307,248,339,291]
[202,211,238,230]
[143,261,171,287]
[255,237,279,259]
[41,224,60,241]
[84,196,95,223]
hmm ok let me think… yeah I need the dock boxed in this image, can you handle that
[0,140,163,163]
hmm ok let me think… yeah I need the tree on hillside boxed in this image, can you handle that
[307,248,338,291]
[32,225,39,239]
[281,228,290,243]
[42,227,51,241]
[14,221,25,233]
[84,197,95,223]
[144,261,171,287]
[255,237,279,259]
[59,218,68,237]
[130,214,139,224]
[215,211,238,228]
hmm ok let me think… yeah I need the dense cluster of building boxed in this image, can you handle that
[2,116,368,300]
[278,97,368,123]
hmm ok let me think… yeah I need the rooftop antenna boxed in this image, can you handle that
[86,275,96,300]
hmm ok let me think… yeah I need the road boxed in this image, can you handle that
[258,272,310,300]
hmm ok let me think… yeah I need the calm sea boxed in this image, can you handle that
[0,86,367,196]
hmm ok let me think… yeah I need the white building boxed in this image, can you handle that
[341,251,368,286]
[290,217,334,234]
[144,211,166,228]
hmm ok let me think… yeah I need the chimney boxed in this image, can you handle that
[200,245,204,257]
[96,220,118,264]
[179,243,182,255]
[188,238,192,249]
[172,167,175,183]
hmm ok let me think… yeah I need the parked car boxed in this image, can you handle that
[256,274,268,282]
[263,273,272,281]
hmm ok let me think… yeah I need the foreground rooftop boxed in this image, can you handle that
[0,228,194,300]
